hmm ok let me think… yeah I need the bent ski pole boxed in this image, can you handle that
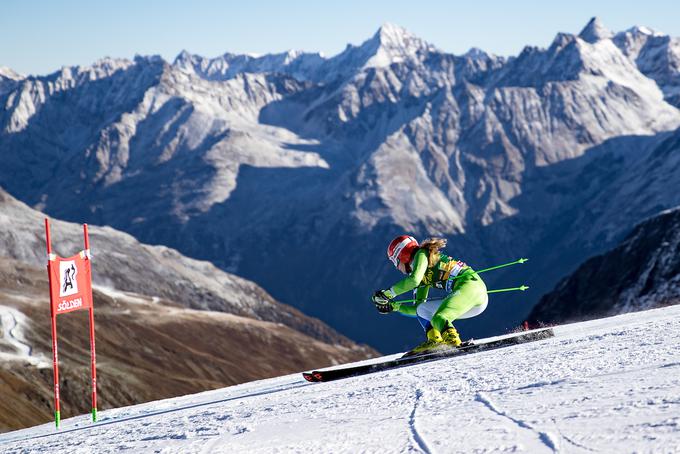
[393,285,529,304]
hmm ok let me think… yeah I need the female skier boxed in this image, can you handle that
[372,235,488,354]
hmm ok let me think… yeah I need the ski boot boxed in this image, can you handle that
[406,328,444,356]
[441,326,462,347]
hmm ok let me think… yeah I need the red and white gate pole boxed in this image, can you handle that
[84,224,98,422]
[45,218,61,428]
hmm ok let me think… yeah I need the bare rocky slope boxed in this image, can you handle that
[528,207,680,324]
[1,18,680,351]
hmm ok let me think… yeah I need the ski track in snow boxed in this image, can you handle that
[2,305,680,452]
[551,417,597,452]
[408,387,432,454]
[476,391,559,452]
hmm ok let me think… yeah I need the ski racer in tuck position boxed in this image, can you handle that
[372,236,488,354]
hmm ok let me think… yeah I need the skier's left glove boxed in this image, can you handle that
[372,289,396,314]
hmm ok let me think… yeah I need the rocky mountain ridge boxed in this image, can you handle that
[528,206,680,323]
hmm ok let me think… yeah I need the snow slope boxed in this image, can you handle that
[2,305,679,453]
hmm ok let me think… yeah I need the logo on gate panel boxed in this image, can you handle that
[59,260,79,297]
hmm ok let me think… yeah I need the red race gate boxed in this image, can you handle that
[45,218,97,429]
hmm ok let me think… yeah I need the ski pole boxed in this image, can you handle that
[452,258,528,281]
[392,297,445,304]
[486,285,529,294]
[393,285,529,304]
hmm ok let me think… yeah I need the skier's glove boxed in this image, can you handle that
[372,290,395,314]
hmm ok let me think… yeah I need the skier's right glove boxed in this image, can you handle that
[372,290,394,314]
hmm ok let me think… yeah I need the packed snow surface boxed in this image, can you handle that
[2,305,680,453]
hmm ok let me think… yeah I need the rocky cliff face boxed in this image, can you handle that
[528,207,680,324]
[1,19,679,351]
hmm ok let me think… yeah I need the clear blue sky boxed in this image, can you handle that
[2,0,678,76]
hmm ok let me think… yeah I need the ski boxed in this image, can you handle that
[302,328,554,383]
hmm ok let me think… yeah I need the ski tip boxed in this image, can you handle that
[302,371,326,382]
[518,258,529,263]
[302,372,317,382]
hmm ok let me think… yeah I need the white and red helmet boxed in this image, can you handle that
[387,235,419,269]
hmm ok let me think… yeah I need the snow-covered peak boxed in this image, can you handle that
[612,24,672,59]
[172,49,324,81]
[174,49,193,67]
[611,24,680,105]
[623,25,665,38]
[374,22,415,47]
[174,24,433,84]
[87,56,139,77]
[0,66,24,81]
[317,23,435,81]
[0,67,24,96]
[173,49,202,73]
[495,23,670,107]
[579,17,613,43]
[34,57,141,85]
[549,32,578,51]
[283,49,304,62]
[496,32,583,86]
[176,49,192,60]
[464,47,497,61]
[363,22,434,67]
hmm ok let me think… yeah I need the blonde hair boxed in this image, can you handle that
[420,237,447,267]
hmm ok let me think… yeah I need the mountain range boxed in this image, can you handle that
[1,18,679,351]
